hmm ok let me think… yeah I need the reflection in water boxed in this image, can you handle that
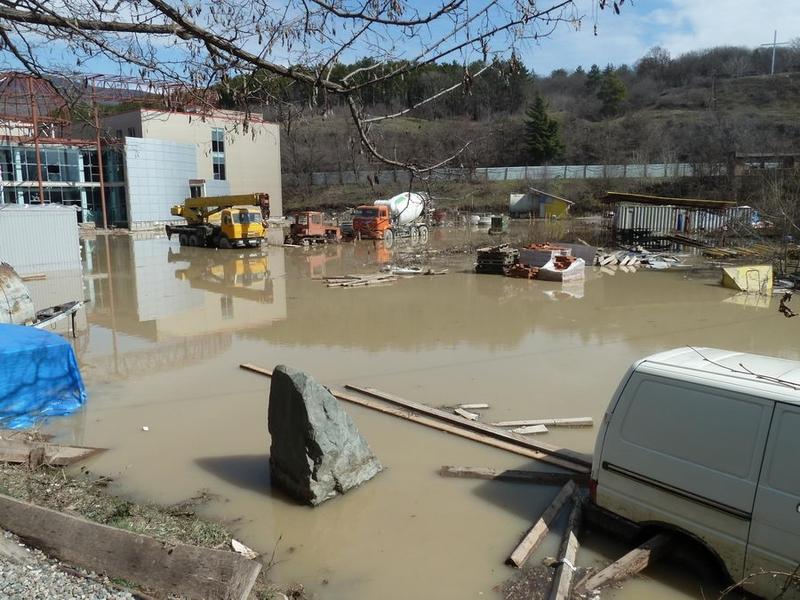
[45,227,800,600]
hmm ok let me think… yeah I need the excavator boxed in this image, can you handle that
[165,193,269,249]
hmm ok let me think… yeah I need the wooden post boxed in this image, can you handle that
[92,90,108,229]
[27,77,45,205]
[507,480,576,568]
[547,495,583,600]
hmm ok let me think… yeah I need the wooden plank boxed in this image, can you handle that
[507,480,576,568]
[511,424,549,435]
[492,417,593,428]
[459,403,489,410]
[344,384,591,471]
[577,533,673,593]
[454,407,479,421]
[0,439,105,466]
[20,273,46,281]
[438,466,588,486]
[548,496,583,600]
[0,493,261,600]
[239,365,585,471]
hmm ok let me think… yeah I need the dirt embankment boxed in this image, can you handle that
[0,463,309,600]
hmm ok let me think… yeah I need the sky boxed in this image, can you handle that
[525,0,800,74]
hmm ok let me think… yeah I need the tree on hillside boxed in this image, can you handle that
[585,64,602,91]
[0,0,624,175]
[597,70,627,116]
[524,94,564,164]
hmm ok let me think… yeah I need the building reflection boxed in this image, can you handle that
[79,235,287,382]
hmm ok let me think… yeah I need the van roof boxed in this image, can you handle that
[639,347,800,401]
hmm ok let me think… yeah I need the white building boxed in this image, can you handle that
[101,109,282,229]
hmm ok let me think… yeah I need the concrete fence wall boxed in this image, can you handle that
[285,162,728,187]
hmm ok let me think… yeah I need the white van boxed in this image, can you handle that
[592,347,800,598]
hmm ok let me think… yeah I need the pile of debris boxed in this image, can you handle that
[476,245,519,274]
[595,248,685,270]
[505,264,539,279]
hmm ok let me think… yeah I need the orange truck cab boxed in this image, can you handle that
[286,211,341,244]
[352,205,392,239]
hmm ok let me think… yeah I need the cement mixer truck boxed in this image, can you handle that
[351,192,430,246]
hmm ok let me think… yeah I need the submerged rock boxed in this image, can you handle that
[268,365,382,506]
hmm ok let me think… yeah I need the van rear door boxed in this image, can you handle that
[597,371,773,580]
[745,403,800,598]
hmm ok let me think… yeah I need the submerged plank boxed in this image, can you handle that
[453,407,479,421]
[507,481,576,568]
[547,496,583,600]
[239,365,584,471]
[344,384,590,472]
[578,533,673,593]
[511,424,549,435]
[0,493,260,600]
[492,417,593,428]
[439,466,588,485]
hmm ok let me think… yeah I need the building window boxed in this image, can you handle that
[211,128,225,153]
[211,127,226,180]
[212,155,226,181]
[127,127,136,137]
[116,129,123,138]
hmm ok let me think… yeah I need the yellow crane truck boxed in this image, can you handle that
[165,193,268,249]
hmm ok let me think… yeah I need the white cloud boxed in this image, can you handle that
[653,0,800,55]
[520,0,800,74]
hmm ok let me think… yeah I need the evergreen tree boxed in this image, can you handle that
[523,93,564,164]
[585,64,602,91]
[596,70,627,116]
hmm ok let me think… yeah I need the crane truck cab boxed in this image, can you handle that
[166,194,267,249]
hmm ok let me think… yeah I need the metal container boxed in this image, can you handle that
[0,204,81,274]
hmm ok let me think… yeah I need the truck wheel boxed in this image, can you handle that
[218,236,231,249]
[383,228,394,247]
[410,227,419,242]
[179,233,188,246]
[188,235,200,247]
[418,225,429,244]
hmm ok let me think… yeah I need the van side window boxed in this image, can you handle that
[620,378,768,478]
[765,409,800,496]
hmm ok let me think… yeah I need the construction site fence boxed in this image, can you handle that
[285,163,729,187]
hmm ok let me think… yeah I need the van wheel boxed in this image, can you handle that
[218,236,232,249]
[179,233,188,246]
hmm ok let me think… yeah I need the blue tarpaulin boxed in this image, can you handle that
[0,324,86,429]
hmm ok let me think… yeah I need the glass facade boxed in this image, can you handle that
[0,143,128,227]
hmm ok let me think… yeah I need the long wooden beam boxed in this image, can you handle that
[548,495,583,600]
[343,384,591,471]
[577,532,674,593]
[0,493,261,600]
[492,417,594,428]
[239,364,583,471]
[507,480,576,568]
[438,465,589,486]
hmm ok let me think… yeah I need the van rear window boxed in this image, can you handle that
[620,378,768,478]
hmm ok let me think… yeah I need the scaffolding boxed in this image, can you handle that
[0,71,218,228]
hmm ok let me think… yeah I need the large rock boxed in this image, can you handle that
[268,365,382,506]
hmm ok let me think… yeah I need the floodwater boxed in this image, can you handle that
[35,225,796,599]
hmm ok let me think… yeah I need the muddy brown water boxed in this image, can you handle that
[34,225,793,599]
